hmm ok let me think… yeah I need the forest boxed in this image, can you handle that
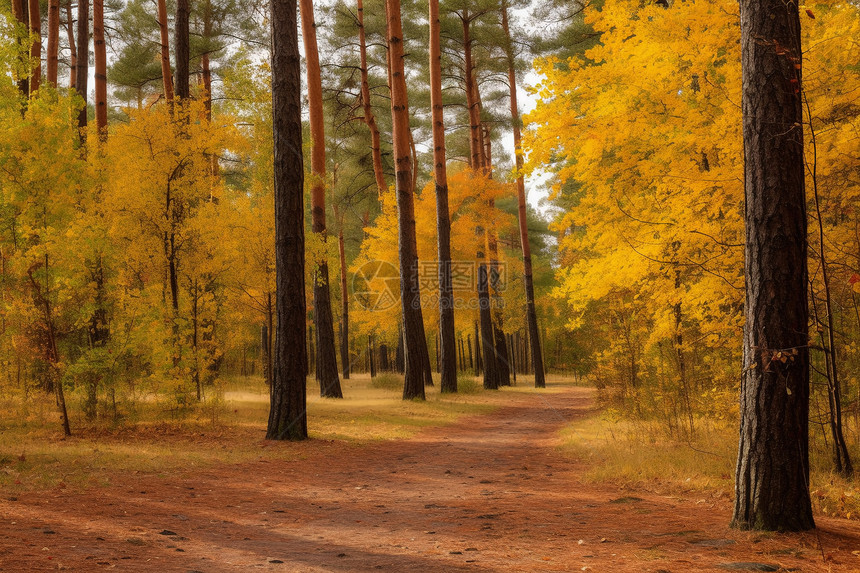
[1,0,860,568]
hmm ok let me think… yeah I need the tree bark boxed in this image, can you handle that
[266,0,308,440]
[461,12,481,170]
[732,0,814,531]
[75,0,88,131]
[46,0,60,86]
[357,0,386,194]
[501,1,545,387]
[11,0,29,98]
[93,0,107,133]
[478,260,497,390]
[300,0,343,399]
[338,229,350,379]
[386,0,426,400]
[175,0,190,99]
[28,0,41,93]
[66,0,76,90]
[429,0,456,393]
[157,0,174,105]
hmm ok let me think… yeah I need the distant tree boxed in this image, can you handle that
[429,0,456,393]
[386,0,427,400]
[301,0,343,398]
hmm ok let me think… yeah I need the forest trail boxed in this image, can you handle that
[2,384,860,572]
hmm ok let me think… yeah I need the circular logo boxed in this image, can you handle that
[352,260,400,311]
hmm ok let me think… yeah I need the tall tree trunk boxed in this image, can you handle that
[461,12,481,170]
[301,0,343,399]
[267,0,308,441]
[357,0,386,194]
[65,0,76,89]
[201,0,213,120]
[489,238,509,387]
[46,0,60,86]
[806,95,852,476]
[386,0,426,400]
[28,0,41,94]
[429,0,456,393]
[338,229,350,379]
[75,0,89,131]
[11,0,29,98]
[501,1,544,387]
[732,0,814,531]
[93,0,107,133]
[478,259,497,390]
[157,0,174,104]
[174,0,190,99]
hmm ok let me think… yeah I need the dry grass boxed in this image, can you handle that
[559,409,860,520]
[0,373,517,492]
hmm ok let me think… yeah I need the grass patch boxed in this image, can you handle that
[370,372,404,391]
[0,372,526,492]
[559,409,860,520]
[456,375,482,394]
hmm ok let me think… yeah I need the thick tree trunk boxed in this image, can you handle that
[501,1,545,387]
[357,0,386,194]
[93,0,107,133]
[157,0,174,104]
[429,0,456,393]
[300,0,343,399]
[175,0,190,99]
[28,0,41,93]
[46,0,60,86]
[266,0,308,440]
[75,0,88,130]
[732,0,814,531]
[386,0,426,400]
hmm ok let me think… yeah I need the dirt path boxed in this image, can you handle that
[2,385,860,572]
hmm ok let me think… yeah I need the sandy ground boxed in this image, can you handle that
[2,385,860,572]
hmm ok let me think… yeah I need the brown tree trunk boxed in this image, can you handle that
[501,2,545,388]
[478,259,497,390]
[266,0,308,441]
[11,0,29,98]
[75,0,88,131]
[387,0,427,400]
[429,0,456,393]
[732,0,814,531]
[338,229,350,379]
[300,0,343,399]
[357,0,386,194]
[488,232,510,386]
[93,0,107,133]
[201,0,213,120]
[174,0,190,100]
[28,0,41,94]
[66,0,76,89]
[461,12,481,170]
[806,95,852,477]
[157,0,174,104]
[46,0,60,86]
